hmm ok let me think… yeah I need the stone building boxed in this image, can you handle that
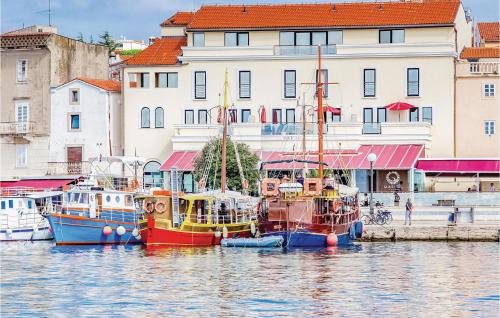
[0,25,109,179]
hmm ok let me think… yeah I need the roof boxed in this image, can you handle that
[125,36,186,65]
[416,159,500,174]
[161,12,195,27]
[0,32,52,37]
[75,77,121,92]
[460,47,500,59]
[186,1,460,30]
[477,22,500,42]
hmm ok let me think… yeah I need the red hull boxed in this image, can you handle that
[141,226,252,247]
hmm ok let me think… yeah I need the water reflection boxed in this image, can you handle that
[1,241,498,317]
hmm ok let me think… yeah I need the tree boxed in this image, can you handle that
[76,32,84,42]
[98,31,116,55]
[89,34,94,44]
[193,138,260,193]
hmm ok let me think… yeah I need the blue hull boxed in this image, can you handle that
[263,230,352,248]
[47,214,141,245]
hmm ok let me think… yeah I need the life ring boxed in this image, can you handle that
[143,200,155,213]
[155,201,167,214]
[130,179,139,189]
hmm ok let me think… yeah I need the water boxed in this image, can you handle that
[1,242,499,317]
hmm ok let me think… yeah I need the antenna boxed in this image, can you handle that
[48,0,52,26]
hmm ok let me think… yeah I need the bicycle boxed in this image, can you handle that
[361,201,393,225]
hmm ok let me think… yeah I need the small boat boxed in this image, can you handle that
[0,189,62,241]
[221,235,283,248]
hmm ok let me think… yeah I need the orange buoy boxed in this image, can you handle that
[326,233,338,246]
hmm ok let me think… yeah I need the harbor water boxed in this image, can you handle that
[1,242,499,317]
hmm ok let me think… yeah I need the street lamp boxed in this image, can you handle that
[367,153,377,214]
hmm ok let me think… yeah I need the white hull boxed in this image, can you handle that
[0,226,53,241]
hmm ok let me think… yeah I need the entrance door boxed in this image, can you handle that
[67,146,82,174]
[15,101,29,133]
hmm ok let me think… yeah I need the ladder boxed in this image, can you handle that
[170,168,180,227]
[200,140,217,190]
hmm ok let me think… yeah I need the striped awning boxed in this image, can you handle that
[159,151,198,171]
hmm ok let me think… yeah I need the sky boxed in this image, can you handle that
[1,0,499,43]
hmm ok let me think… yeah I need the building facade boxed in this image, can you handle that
[49,78,122,176]
[122,1,473,191]
[0,26,109,180]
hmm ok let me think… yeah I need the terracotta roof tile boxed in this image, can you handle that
[186,1,460,30]
[76,77,121,92]
[125,37,186,65]
[477,22,500,42]
[460,47,500,59]
[161,12,195,27]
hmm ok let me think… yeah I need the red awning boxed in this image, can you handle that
[416,159,500,173]
[1,179,75,189]
[160,151,199,171]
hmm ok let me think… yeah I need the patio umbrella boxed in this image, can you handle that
[384,102,415,121]
[323,106,341,115]
[259,105,267,123]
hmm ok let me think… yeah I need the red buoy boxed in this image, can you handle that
[326,233,338,246]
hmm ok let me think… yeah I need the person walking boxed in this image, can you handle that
[405,198,413,226]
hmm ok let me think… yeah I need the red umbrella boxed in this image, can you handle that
[259,105,267,123]
[385,102,415,111]
[217,106,222,123]
[316,106,341,115]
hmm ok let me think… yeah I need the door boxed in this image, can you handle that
[89,193,97,218]
[67,146,82,174]
[15,101,29,133]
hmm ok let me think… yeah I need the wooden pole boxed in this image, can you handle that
[221,69,229,193]
[317,45,324,180]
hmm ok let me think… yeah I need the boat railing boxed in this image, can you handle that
[51,203,144,223]
[0,210,46,229]
[313,206,360,225]
[0,187,60,197]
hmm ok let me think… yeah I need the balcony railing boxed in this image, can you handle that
[0,121,35,135]
[362,122,382,134]
[47,161,91,176]
[469,62,499,74]
[261,123,328,135]
[274,45,336,56]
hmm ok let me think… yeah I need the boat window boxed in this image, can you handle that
[1,201,5,209]
[8,200,13,208]
[72,192,81,203]
[90,195,94,202]
[125,195,133,206]
[66,193,71,203]
[308,183,317,192]
[80,193,89,204]
[106,195,111,203]
[27,200,33,209]
[115,195,121,203]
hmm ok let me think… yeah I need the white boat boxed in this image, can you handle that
[0,190,63,241]
[221,235,284,248]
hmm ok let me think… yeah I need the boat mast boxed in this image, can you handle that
[220,69,229,193]
[317,45,324,180]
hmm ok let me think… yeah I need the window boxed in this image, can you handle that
[377,107,387,123]
[15,101,29,133]
[229,109,237,123]
[328,31,343,45]
[194,71,206,99]
[139,73,149,88]
[333,113,341,122]
[484,84,495,97]
[407,68,420,96]
[193,32,205,47]
[224,32,249,46]
[422,107,432,124]
[9,200,14,208]
[198,110,207,124]
[284,70,296,98]
[239,71,251,99]
[379,29,405,43]
[141,107,150,128]
[185,110,194,124]
[1,201,5,209]
[144,161,163,188]
[128,73,137,88]
[485,121,495,135]
[241,109,251,123]
[106,195,111,202]
[312,32,327,45]
[70,114,80,130]
[316,69,328,97]
[16,144,27,168]
[295,32,310,45]
[409,107,419,122]
[28,200,33,209]
[272,109,282,124]
[155,107,164,128]
[115,195,121,203]
[286,109,295,123]
[155,72,178,88]
[364,69,376,97]
[17,59,27,82]
[363,108,373,123]
[279,32,294,45]
[70,89,79,104]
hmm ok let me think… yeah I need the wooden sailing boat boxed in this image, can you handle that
[258,46,363,247]
[136,70,258,246]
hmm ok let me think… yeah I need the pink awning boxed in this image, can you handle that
[416,159,500,173]
[1,179,75,189]
[385,102,416,111]
[160,151,199,171]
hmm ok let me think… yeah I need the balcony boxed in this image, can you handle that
[362,123,381,134]
[273,45,337,56]
[457,62,500,76]
[46,162,91,176]
[0,121,35,135]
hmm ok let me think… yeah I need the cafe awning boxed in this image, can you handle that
[416,159,500,174]
[0,179,75,189]
[160,151,198,171]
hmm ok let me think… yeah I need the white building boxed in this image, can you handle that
[49,78,122,176]
[122,1,473,192]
